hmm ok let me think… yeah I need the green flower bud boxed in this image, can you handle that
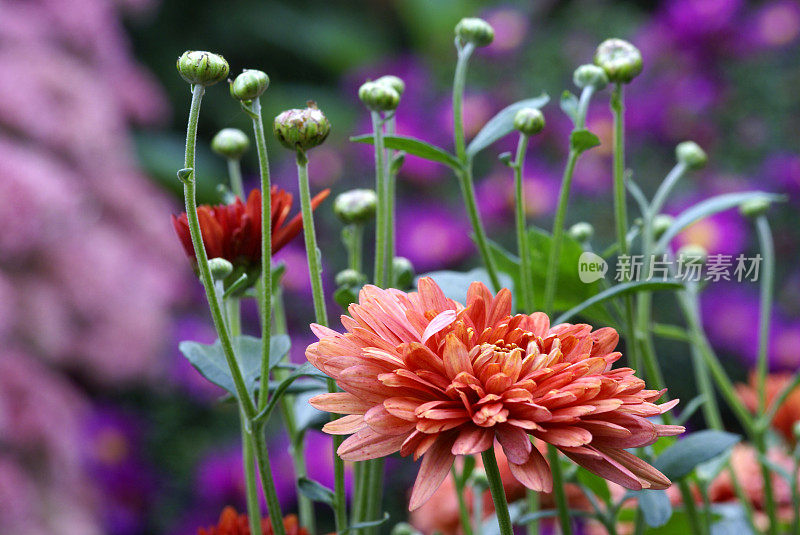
[455,17,495,47]
[208,257,234,280]
[467,468,489,490]
[273,102,330,152]
[335,269,366,288]
[568,222,594,243]
[393,257,415,289]
[211,128,250,160]
[358,81,400,112]
[652,214,674,240]
[739,198,771,219]
[594,39,643,84]
[677,244,708,265]
[376,75,405,97]
[230,69,269,101]
[675,141,708,170]
[176,50,229,86]
[513,108,545,137]
[390,523,422,535]
[573,64,609,90]
[334,189,377,224]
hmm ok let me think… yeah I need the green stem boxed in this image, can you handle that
[365,458,386,535]
[678,481,705,535]
[481,448,514,535]
[525,490,539,535]
[452,43,501,292]
[513,134,533,312]
[371,111,390,287]
[227,158,245,198]
[296,151,347,533]
[251,425,287,535]
[546,445,573,535]
[249,97,273,415]
[241,417,263,535]
[452,466,475,535]
[386,115,397,285]
[347,224,365,273]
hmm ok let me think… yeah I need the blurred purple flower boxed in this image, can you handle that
[396,201,472,271]
[477,163,560,227]
[747,0,800,50]
[763,153,800,197]
[701,284,760,364]
[482,6,529,55]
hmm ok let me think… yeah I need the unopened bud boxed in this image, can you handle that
[273,102,330,152]
[230,69,269,101]
[676,141,707,170]
[677,244,708,265]
[335,269,366,288]
[334,189,377,224]
[358,81,400,112]
[211,128,250,160]
[390,523,421,535]
[652,214,674,239]
[455,17,495,47]
[568,222,594,243]
[393,257,415,289]
[573,64,609,90]
[594,39,643,84]
[740,198,771,218]
[208,257,234,280]
[513,108,545,137]
[176,51,229,86]
[375,75,405,97]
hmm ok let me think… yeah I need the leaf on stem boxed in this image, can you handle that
[297,477,335,506]
[653,430,741,480]
[570,129,601,153]
[350,134,461,170]
[466,94,550,157]
[634,489,673,527]
[553,280,684,324]
[560,91,579,125]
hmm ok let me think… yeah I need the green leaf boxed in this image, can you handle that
[570,129,601,153]
[466,94,550,157]
[417,268,514,305]
[653,323,693,343]
[297,477,334,506]
[655,192,784,253]
[560,90,579,124]
[334,285,360,309]
[255,362,329,424]
[654,430,741,480]
[341,512,391,535]
[178,335,291,398]
[675,394,707,425]
[635,489,672,527]
[576,467,611,504]
[553,280,684,324]
[350,134,461,169]
[293,388,328,432]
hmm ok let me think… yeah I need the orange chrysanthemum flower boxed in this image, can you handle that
[172,186,329,271]
[736,372,800,445]
[197,507,308,535]
[308,278,683,510]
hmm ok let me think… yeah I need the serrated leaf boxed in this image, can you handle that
[560,90,579,124]
[178,335,291,398]
[297,477,334,505]
[466,94,550,157]
[654,430,741,480]
[570,129,601,153]
[635,489,672,527]
[351,134,461,169]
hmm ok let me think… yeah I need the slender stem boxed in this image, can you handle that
[181,84,255,417]
[610,84,629,258]
[481,448,513,535]
[251,425,287,535]
[525,490,539,535]
[296,151,347,532]
[677,481,705,535]
[546,445,573,535]
[241,417,263,535]
[365,458,386,535]
[649,163,687,224]
[699,482,714,535]
[473,485,484,535]
[347,224,365,272]
[452,466,475,535]
[452,42,501,291]
[371,111,390,287]
[250,97,273,415]
[227,158,245,198]
[513,134,533,312]
[386,115,397,285]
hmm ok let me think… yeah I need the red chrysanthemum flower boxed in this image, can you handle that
[172,186,329,271]
[197,507,308,535]
[308,278,684,510]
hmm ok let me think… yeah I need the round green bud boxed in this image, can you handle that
[573,64,609,90]
[568,222,594,243]
[335,269,366,288]
[513,108,545,137]
[176,50,229,86]
[467,468,489,490]
[652,214,674,240]
[208,257,234,280]
[390,523,421,535]
[594,39,643,84]
[230,69,269,101]
[376,75,405,97]
[211,128,250,160]
[334,189,377,224]
[455,17,495,47]
[675,141,708,170]
[677,244,708,265]
[739,198,771,219]
[358,81,400,112]
[393,257,415,289]
[273,102,330,152]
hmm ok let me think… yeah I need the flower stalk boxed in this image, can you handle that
[481,448,513,535]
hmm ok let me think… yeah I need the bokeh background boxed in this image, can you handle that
[2,0,799,533]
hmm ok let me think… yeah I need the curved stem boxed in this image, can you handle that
[649,162,687,221]
[453,43,474,162]
[546,445,573,535]
[457,166,501,291]
[513,134,533,312]
[227,158,244,198]
[481,448,514,535]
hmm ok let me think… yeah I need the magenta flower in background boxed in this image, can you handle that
[481,6,529,55]
[396,201,473,271]
[701,284,760,364]
[747,0,800,51]
[478,163,560,227]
